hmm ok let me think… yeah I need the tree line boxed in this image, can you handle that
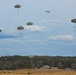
[0,55,76,70]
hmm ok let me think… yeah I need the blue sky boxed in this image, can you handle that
[0,0,76,56]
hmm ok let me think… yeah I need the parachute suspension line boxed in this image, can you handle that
[17,10,19,16]
[20,32,22,38]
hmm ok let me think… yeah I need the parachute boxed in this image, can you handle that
[17,26,24,37]
[17,26,24,30]
[14,4,21,16]
[26,22,33,30]
[71,19,76,23]
[15,4,21,8]
[45,11,51,13]
[0,29,2,32]
[27,22,33,26]
[71,19,76,31]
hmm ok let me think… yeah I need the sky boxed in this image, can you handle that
[0,0,76,56]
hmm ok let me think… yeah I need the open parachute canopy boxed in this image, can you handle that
[71,19,76,23]
[45,11,51,13]
[15,4,21,8]
[27,22,33,25]
[0,29,2,32]
[17,26,24,30]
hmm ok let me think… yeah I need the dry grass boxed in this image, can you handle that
[0,67,76,75]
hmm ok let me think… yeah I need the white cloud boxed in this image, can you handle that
[24,25,45,32]
[42,19,62,24]
[0,38,21,43]
[48,35,75,41]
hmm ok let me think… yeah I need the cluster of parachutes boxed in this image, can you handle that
[14,4,34,37]
[17,22,33,37]
[17,22,33,30]
[14,18,76,36]
[14,4,76,29]
[0,4,34,38]
[15,4,50,32]
[0,4,76,35]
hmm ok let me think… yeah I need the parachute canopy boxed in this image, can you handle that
[45,11,51,13]
[27,22,33,25]
[71,19,76,23]
[17,26,24,30]
[0,29,2,32]
[15,4,21,8]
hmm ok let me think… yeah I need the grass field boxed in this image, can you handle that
[0,67,76,75]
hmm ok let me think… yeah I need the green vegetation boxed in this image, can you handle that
[0,55,76,70]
